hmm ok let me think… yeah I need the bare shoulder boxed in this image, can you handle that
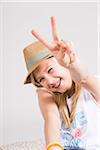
[36,87,60,120]
[37,87,54,100]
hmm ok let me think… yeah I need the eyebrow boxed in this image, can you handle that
[47,55,54,59]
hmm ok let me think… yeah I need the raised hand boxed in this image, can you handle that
[31,16,76,67]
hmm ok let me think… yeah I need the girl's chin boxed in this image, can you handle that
[54,79,69,93]
[60,80,72,93]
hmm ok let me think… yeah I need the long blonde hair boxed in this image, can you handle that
[30,73,81,128]
[54,82,81,128]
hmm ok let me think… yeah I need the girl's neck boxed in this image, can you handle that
[66,81,75,98]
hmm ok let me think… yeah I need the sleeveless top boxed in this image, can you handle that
[60,88,100,150]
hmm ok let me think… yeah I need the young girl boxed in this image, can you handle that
[23,17,100,150]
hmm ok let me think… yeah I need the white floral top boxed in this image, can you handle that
[60,88,100,150]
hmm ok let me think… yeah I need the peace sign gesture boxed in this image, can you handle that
[31,16,76,67]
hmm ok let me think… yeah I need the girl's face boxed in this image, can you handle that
[33,57,72,93]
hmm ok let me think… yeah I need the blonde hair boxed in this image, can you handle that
[30,73,81,128]
[54,82,81,128]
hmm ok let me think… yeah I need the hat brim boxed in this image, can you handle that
[24,54,53,84]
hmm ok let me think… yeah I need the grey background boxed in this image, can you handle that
[0,2,99,145]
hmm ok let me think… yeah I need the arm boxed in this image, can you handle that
[81,74,100,103]
[31,16,100,103]
[37,88,63,150]
[69,61,100,103]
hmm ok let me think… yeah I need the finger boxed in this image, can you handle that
[61,40,74,54]
[51,16,59,42]
[31,30,53,50]
[54,48,70,67]
[53,49,64,64]
[63,53,70,67]
[61,40,76,64]
[69,52,76,63]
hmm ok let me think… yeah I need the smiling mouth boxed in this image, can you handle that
[55,78,61,88]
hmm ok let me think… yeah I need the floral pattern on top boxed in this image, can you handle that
[60,109,87,149]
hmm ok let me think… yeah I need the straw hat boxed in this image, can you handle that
[23,41,53,84]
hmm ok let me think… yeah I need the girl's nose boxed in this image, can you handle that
[46,76,56,88]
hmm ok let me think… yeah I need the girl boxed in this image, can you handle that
[23,17,100,150]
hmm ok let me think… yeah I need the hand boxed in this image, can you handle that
[31,16,76,67]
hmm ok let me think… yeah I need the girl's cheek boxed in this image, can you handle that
[51,71,60,76]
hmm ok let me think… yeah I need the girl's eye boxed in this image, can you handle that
[39,77,44,83]
[48,68,53,73]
